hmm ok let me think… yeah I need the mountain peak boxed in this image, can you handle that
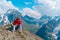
[0,24,43,40]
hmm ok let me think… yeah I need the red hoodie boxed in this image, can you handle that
[13,18,22,26]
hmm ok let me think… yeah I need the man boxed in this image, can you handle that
[13,18,22,32]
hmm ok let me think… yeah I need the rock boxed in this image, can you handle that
[0,24,43,40]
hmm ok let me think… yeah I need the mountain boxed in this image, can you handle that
[4,9,23,23]
[1,9,60,40]
[22,15,41,33]
[35,15,60,40]
[0,9,41,34]
[0,9,23,26]
[0,15,10,26]
[0,24,43,40]
[23,15,37,24]
[39,15,51,26]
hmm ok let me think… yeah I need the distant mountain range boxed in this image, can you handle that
[0,9,60,40]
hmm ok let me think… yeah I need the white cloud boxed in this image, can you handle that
[0,0,18,14]
[36,0,58,9]
[33,0,60,16]
[24,2,32,5]
[22,7,41,19]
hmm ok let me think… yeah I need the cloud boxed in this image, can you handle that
[33,0,60,16]
[37,0,57,9]
[22,7,41,19]
[24,2,32,5]
[0,0,18,14]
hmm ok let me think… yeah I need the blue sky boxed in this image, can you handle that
[6,0,60,17]
[6,0,42,19]
[7,0,38,9]
[0,0,60,19]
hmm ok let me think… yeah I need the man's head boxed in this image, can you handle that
[16,17,20,21]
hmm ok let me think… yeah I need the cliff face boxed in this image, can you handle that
[0,24,43,40]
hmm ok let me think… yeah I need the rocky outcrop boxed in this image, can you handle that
[0,24,43,40]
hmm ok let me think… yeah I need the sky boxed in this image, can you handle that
[7,0,38,9]
[0,0,60,19]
